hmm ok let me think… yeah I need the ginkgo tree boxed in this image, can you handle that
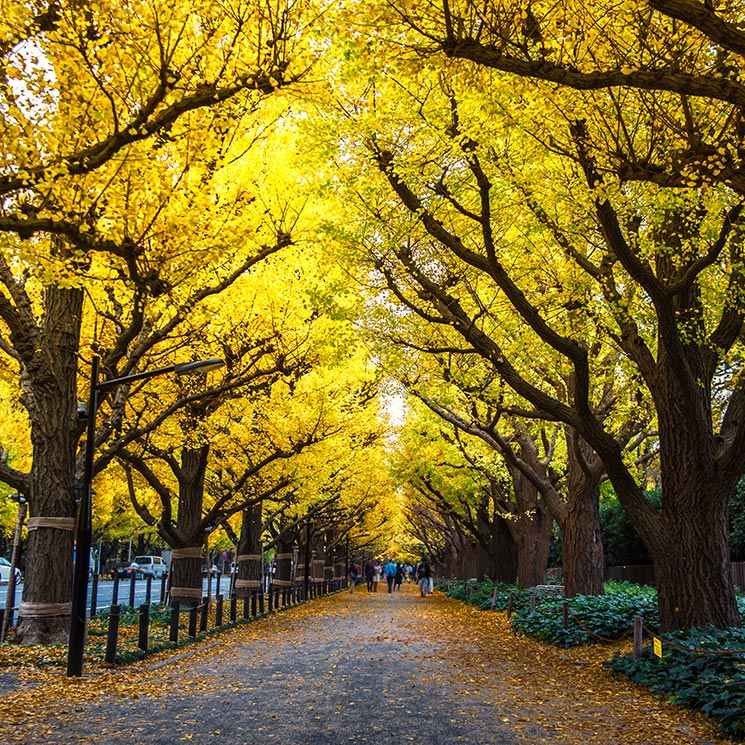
[0,0,326,643]
[391,406,523,583]
[323,0,745,630]
[217,359,397,593]
[99,209,389,602]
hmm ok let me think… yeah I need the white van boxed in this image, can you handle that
[130,555,168,579]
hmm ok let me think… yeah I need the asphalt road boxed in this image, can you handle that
[1,576,230,613]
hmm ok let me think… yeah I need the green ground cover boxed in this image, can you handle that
[443,579,745,738]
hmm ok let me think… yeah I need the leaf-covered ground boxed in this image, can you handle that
[0,586,736,744]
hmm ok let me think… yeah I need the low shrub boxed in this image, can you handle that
[510,582,658,648]
[607,626,745,738]
[442,579,514,610]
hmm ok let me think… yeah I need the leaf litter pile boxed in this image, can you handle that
[0,587,737,744]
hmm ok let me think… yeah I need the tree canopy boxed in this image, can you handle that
[2,0,745,636]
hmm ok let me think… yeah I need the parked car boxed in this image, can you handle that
[110,564,136,579]
[130,555,168,579]
[0,557,22,585]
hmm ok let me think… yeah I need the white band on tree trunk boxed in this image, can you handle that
[272,580,292,586]
[171,548,203,559]
[237,554,261,561]
[275,553,293,560]
[18,602,72,617]
[169,587,203,598]
[27,517,76,531]
[235,579,262,589]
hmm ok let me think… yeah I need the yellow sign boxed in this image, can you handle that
[653,637,663,658]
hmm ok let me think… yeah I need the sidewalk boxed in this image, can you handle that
[0,586,735,744]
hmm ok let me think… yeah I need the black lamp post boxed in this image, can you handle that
[66,355,224,677]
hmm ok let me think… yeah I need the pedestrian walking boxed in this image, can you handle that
[384,559,397,593]
[365,560,375,592]
[373,561,382,592]
[394,562,403,591]
[348,561,359,594]
[416,556,432,598]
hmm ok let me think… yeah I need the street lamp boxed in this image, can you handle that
[66,355,224,677]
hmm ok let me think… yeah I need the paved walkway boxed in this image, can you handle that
[0,586,735,744]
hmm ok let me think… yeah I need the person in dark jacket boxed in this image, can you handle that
[364,559,375,592]
[416,557,432,598]
[394,562,404,591]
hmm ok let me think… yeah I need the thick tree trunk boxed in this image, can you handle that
[460,540,480,579]
[640,478,738,631]
[235,502,263,599]
[169,549,203,607]
[333,536,346,580]
[471,513,517,584]
[295,524,308,586]
[312,532,326,583]
[274,534,293,589]
[512,508,552,589]
[508,467,552,589]
[560,433,605,597]
[169,445,209,607]
[324,532,336,581]
[490,515,518,585]
[560,492,604,597]
[441,530,466,578]
[15,285,83,644]
[606,382,742,630]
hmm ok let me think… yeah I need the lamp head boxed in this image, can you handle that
[173,358,224,375]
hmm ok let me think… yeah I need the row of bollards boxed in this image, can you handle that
[103,579,344,664]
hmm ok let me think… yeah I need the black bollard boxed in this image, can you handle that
[89,573,99,620]
[633,615,643,660]
[145,576,152,605]
[169,601,180,643]
[216,595,224,627]
[105,604,120,664]
[129,573,136,607]
[112,575,120,605]
[230,595,237,623]
[200,597,208,632]
[138,604,149,652]
[188,605,198,637]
